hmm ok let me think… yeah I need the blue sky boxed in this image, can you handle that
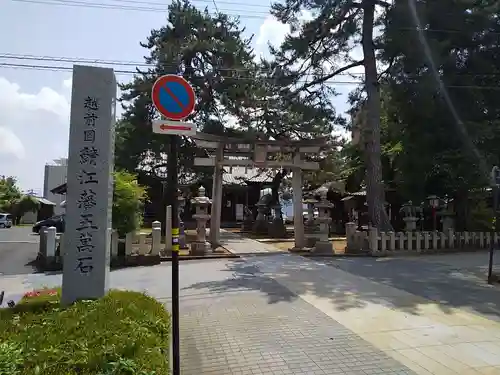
[0,0,357,192]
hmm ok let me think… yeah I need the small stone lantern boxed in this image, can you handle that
[313,190,333,254]
[303,197,318,247]
[191,186,212,255]
[400,201,419,231]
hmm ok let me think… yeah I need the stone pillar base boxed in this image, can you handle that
[191,241,210,255]
[269,218,286,238]
[242,219,253,232]
[305,235,317,248]
[313,241,332,254]
[252,219,269,234]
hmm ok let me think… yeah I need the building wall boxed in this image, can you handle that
[43,159,68,215]
[21,211,37,224]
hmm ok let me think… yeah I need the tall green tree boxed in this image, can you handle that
[381,0,500,228]
[267,0,393,229]
[0,177,40,224]
[116,1,258,178]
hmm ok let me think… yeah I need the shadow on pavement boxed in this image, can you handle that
[183,254,500,322]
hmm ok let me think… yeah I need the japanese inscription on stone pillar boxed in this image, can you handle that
[62,65,116,305]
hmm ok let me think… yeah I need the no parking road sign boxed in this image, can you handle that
[152,75,195,120]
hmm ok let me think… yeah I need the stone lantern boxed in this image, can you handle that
[303,197,318,247]
[253,193,271,234]
[400,201,419,231]
[440,195,455,231]
[313,189,333,254]
[426,195,440,231]
[191,186,212,255]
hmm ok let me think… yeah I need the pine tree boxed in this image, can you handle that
[267,0,393,230]
[116,1,257,176]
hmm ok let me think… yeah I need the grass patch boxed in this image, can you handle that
[0,288,170,375]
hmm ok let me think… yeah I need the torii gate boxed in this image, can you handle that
[191,132,328,250]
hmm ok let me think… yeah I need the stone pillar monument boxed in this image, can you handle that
[62,65,116,305]
[191,186,212,255]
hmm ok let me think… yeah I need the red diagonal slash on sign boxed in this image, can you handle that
[160,124,192,131]
[162,85,186,111]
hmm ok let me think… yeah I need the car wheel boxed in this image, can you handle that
[0,223,5,228]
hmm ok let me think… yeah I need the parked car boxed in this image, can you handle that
[0,213,13,228]
[32,214,65,233]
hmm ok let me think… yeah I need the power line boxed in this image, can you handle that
[0,53,366,77]
[2,53,500,78]
[11,0,270,18]
[90,0,271,9]
[10,0,500,37]
[2,62,500,90]
[0,62,364,85]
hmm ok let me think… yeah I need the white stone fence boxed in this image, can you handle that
[39,221,163,262]
[345,222,497,256]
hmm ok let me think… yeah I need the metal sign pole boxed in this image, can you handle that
[488,166,499,284]
[151,74,196,375]
[168,134,180,375]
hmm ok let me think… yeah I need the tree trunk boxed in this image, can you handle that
[361,0,393,231]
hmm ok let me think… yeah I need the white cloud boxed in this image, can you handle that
[0,74,126,192]
[254,10,313,59]
[0,77,71,192]
[63,78,72,89]
[0,126,25,159]
[255,17,289,52]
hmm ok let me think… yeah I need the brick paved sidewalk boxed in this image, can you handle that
[178,277,415,375]
[219,229,286,255]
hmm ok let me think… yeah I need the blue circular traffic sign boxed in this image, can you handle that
[151,75,195,121]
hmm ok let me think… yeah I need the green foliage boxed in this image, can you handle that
[0,177,40,223]
[0,342,23,375]
[0,176,22,212]
[113,171,148,237]
[379,0,500,202]
[116,1,257,176]
[0,289,171,375]
[116,0,338,188]
[12,195,40,215]
[468,200,494,231]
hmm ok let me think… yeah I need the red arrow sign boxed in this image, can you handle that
[152,120,196,136]
[160,124,192,131]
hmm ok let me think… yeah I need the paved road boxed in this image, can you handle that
[0,258,416,374]
[0,226,39,276]
[323,252,500,322]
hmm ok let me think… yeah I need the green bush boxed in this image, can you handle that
[468,200,494,231]
[0,289,170,375]
[112,171,148,237]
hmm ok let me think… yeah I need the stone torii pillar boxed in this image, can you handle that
[291,153,305,250]
[210,145,223,246]
[191,133,327,250]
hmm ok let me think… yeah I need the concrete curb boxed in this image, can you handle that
[35,253,163,272]
[160,253,239,262]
